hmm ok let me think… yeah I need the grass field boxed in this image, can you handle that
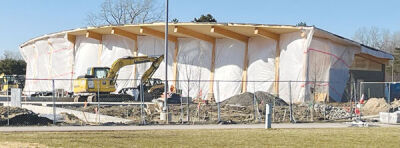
[0,127,399,147]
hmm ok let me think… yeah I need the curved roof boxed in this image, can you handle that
[19,22,392,60]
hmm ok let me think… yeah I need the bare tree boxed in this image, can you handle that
[87,0,164,26]
[352,27,400,53]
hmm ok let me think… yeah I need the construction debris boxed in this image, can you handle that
[362,98,390,115]
[0,107,52,126]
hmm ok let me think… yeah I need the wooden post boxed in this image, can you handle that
[242,42,249,93]
[133,40,139,86]
[274,38,281,95]
[208,42,216,101]
[172,40,179,89]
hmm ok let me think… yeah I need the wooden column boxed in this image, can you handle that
[172,41,179,88]
[133,41,139,86]
[242,42,249,92]
[209,42,216,99]
[273,39,281,95]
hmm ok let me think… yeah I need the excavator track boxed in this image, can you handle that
[73,94,134,102]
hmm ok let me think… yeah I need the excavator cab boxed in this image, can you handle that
[79,67,110,79]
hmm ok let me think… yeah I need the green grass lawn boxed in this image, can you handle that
[0,127,399,147]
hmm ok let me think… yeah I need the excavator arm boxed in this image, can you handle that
[106,55,164,83]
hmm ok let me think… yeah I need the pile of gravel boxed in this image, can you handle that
[221,91,288,106]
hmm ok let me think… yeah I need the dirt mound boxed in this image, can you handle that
[362,98,390,115]
[60,113,83,125]
[221,91,287,106]
[0,107,52,126]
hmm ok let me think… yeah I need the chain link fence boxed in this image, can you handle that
[0,78,378,126]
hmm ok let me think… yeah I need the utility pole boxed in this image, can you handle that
[163,0,169,124]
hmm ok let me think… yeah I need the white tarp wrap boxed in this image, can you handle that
[177,38,212,100]
[213,38,245,102]
[19,34,73,93]
[48,35,74,91]
[278,31,311,103]
[308,37,356,102]
[19,44,36,93]
[136,36,175,82]
[247,37,276,93]
[19,28,367,103]
[74,36,101,78]
[101,35,135,91]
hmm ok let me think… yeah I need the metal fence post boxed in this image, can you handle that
[388,82,391,112]
[140,80,146,125]
[52,79,56,125]
[6,78,9,126]
[253,81,258,122]
[265,103,272,129]
[97,79,100,124]
[216,81,220,123]
[288,81,292,122]
[187,79,190,123]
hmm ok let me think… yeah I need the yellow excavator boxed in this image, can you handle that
[73,55,164,102]
[0,73,25,95]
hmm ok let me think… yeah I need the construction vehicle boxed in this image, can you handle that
[0,73,25,94]
[73,55,164,102]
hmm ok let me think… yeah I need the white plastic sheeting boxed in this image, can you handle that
[73,36,101,78]
[20,34,74,93]
[308,37,357,102]
[136,36,175,81]
[278,32,310,103]
[177,38,212,100]
[19,28,365,103]
[101,35,135,91]
[213,38,245,102]
[246,37,276,93]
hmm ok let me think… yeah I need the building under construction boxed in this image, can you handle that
[19,23,393,103]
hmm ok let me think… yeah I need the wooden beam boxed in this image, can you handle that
[273,36,281,95]
[254,27,279,40]
[139,27,178,43]
[86,31,102,41]
[208,42,216,101]
[241,42,249,92]
[174,26,215,44]
[172,41,179,89]
[132,40,139,87]
[111,28,137,41]
[67,34,76,43]
[210,26,248,43]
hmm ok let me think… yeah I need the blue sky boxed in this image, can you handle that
[1,0,400,53]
